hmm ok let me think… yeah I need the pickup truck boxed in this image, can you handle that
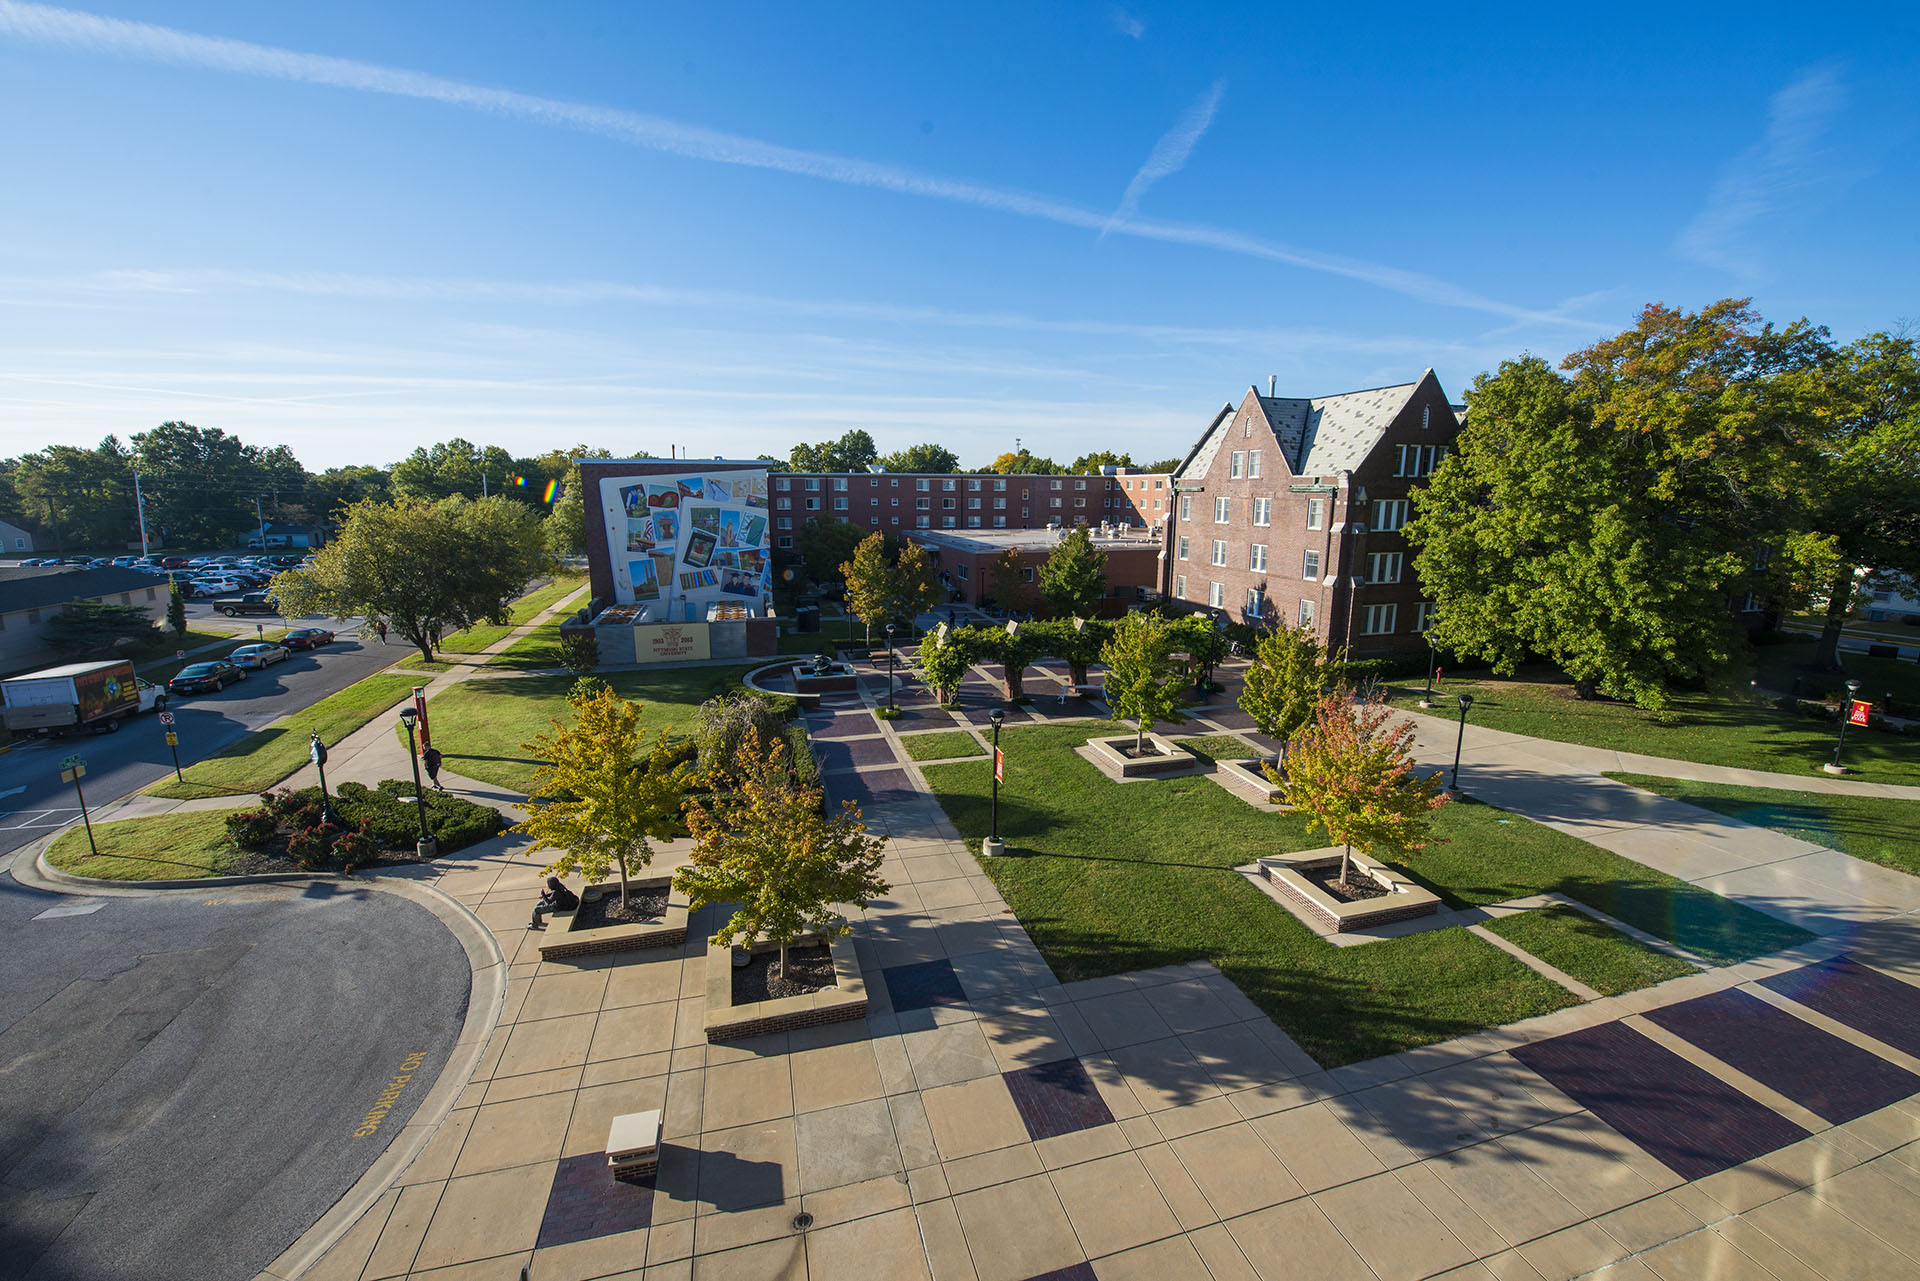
[1,659,167,736]
[216,592,280,617]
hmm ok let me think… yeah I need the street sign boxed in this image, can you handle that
[175,649,185,660]
[60,753,85,771]
[164,732,178,747]
[1850,700,1872,727]
[157,711,175,726]
[994,748,1004,783]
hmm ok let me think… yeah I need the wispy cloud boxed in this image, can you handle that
[1676,62,1849,277]
[1103,79,1225,236]
[1111,10,1146,40]
[0,1,1596,329]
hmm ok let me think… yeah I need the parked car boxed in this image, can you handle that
[168,660,245,694]
[283,627,336,651]
[216,592,279,617]
[229,643,290,670]
[110,556,139,567]
[160,555,191,569]
[193,575,245,593]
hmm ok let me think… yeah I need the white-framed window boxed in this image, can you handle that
[994,478,1007,491]
[1362,603,1398,635]
[967,516,982,528]
[916,514,931,528]
[993,497,1006,510]
[1074,497,1085,507]
[1050,497,1063,508]
[942,497,955,510]
[943,516,957,528]
[1298,598,1315,628]
[777,535,793,549]
[891,497,900,507]
[776,516,792,530]
[1021,566,1035,582]
[1373,499,1408,532]
[775,477,791,491]
[1211,540,1228,566]
[916,497,930,509]
[943,478,957,491]
[1252,497,1271,526]
[1230,451,1245,479]
[869,497,879,506]
[993,515,1007,528]
[916,478,930,491]
[1177,536,1190,560]
[1249,451,1262,479]
[776,496,791,510]
[805,477,820,491]
[968,497,981,509]
[833,477,848,491]
[1214,497,1231,523]
[1303,550,1320,579]
[1250,544,1268,572]
[833,497,849,511]
[1245,587,1263,616]
[1178,494,1192,520]
[891,478,900,487]
[1395,444,1448,478]
[805,497,820,511]
[1051,478,1064,490]
[1422,405,1431,430]
[957,563,970,580]
[1175,574,1187,598]
[1414,601,1438,632]
[1307,498,1325,530]
[1209,581,1225,608]
[1367,552,1402,584]
[1074,478,1086,490]
[968,478,982,491]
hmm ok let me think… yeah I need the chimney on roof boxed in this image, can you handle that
[1268,375,1276,397]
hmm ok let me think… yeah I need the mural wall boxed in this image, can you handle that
[597,468,771,620]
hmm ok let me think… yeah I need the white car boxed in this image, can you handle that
[194,577,244,595]
[229,643,290,669]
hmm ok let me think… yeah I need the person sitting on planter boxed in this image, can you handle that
[530,876,580,929]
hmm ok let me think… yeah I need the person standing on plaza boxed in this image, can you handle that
[422,744,446,791]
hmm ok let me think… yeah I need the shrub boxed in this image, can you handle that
[695,690,789,781]
[287,823,335,870]
[286,780,503,855]
[559,631,600,675]
[786,724,821,789]
[874,704,902,720]
[224,808,278,850]
[331,822,380,872]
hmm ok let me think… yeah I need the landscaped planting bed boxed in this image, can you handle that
[921,722,1811,1066]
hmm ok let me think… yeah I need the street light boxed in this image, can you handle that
[1421,637,1439,708]
[983,708,1006,858]
[884,622,898,713]
[397,705,437,856]
[1828,678,1864,775]
[1450,692,1475,795]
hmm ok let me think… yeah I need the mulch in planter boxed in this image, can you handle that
[1300,863,1388,902]
[731,943,835,1004]
[575,888,670,928]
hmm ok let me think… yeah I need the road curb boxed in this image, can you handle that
[8,831,510,1281]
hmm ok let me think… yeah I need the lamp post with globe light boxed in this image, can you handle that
[1827,679,1865,775]
[1450,692,1475,795]
[983,708,1006,858]
[397,705,436,856]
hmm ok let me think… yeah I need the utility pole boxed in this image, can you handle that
[254,496,269,552]
[132,471,150,557]
[481,469,488,498]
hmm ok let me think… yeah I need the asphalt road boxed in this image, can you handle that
[0,874,470,1281]
[0,615,417,865]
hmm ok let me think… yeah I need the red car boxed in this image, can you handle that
[283,627,336,651]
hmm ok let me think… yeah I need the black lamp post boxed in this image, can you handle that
[1421,638,1438,708]
[1829,678,1864,774]
[397,706,436,855]
[884,622,897,712]
[1450,692,1475,794]
[984,708,1006,857]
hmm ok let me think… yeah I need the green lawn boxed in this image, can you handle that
[414,664,760,793]
[1749,640,1920,708]
[145,673,420,799]
[434,573,587,655]
[1483,905,1697,996]
[920,722,1811,1066]
[1384,666,1919,786]
[490,615,569,672]
[899,730,985,761]
[48,809,245,879]
[1609,772,1920,878]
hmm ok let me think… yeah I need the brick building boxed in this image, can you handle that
[1163,371,1462,657]
[905,527,1164,614]
[770,468,1170,551]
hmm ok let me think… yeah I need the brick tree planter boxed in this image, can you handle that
[1083,733,1200,778]
[537,877,689,961]
[1214,756,1290,807]
[703,931,867,1042]
[1256,847,1440,933]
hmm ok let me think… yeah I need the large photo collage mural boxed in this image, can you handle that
[599,468,771,620]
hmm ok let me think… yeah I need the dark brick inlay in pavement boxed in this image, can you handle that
[817,736,899,771]
[1205,707,1256,730]
[1003,1057,1116,1143]
[825,767,913,812]
[1642,987,1920,1125]
[536,1151,653,1249]
[1509,1020,1808,1181]
[806,710,881,740]
[1761,955,1920,1059]
[883,958,970,1013]
[1022,1265,1097,1281]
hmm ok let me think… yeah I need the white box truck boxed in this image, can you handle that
[1,660,167,736]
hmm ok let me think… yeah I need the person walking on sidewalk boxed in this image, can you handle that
[422,744,446,791]
[374,617,388,644]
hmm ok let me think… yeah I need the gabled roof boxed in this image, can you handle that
[0,566,164,615]
[1176,372,1437,483]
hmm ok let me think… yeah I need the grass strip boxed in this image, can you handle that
[435,573,586,655]
[899,730,985,761]
[1609,772,1920,877]
[1483,905,1696,996]
[47,809,244,880]
[144,673,420,799]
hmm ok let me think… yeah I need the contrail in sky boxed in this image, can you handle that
[1104,79,1226,236]
[0,1,1597,329]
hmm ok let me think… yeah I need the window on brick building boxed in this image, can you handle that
[805,497,820,511]
[777,516,792,530]
[1211,540,1227,566]
[1395,445,1447,477]
[916,515,930,528]
[1414,601,1438,632]
[1246,587,1263,616]
[805,478,820,491]
[1209,581,1224,608]
[942,497,955,509]
[775,477,791,491]
[943,479,957,491]
[967,516,981,528]
[943,516,956,528]
[994,478,1007,491]
[1174,574,1187,598]
[1177,536,1189,560]
[917,497,930,510]
[969,478,982,491]
[1050,497,1062,508]
[777,496,791,510]
[993,515,1007,528]
[968,497,981,509]
[1373,499,1408,532]
[1367,552,1402,584]
[777,535,793,549]
[1230,451,1244,479]
[1250,544,1267,572]
[1051,479,1063,490]
[1306,498,1324,530]
[1362,603,1398,635]
[834,497,848,510]
[1299,599,1315,628]
[1214,496,1230,523]
[1179,495,1192,520]
[833,477,848,491]
[1249,451,1262,478]
[1252,497,1271,526]
[1303,550,1320,579]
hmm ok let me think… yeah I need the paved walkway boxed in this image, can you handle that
[253,648,1920,1281]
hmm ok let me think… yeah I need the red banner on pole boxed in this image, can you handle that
[413,686,432,747]
[993,749,1004,782]
[1849,700,1871,727]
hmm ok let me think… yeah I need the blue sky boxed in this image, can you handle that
[0,1,1913,471]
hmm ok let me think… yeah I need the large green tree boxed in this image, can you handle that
[790,430,879,474]
[990,450,1060,475]
[841,531,894,645]
[1240,623,1346,762]
[1101,610,1184,751]
[11,440,137,551]
[888,540,945,630]
[1069,450,1134,473]
[1037,526,1108,617]
[877,443,961,473]
[1406,301,1820,709]
[1279,694,1447,889]
[271,495,552,662]
[131,421,303,547]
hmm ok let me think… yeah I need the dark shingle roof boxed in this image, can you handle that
[0,566,165,615]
